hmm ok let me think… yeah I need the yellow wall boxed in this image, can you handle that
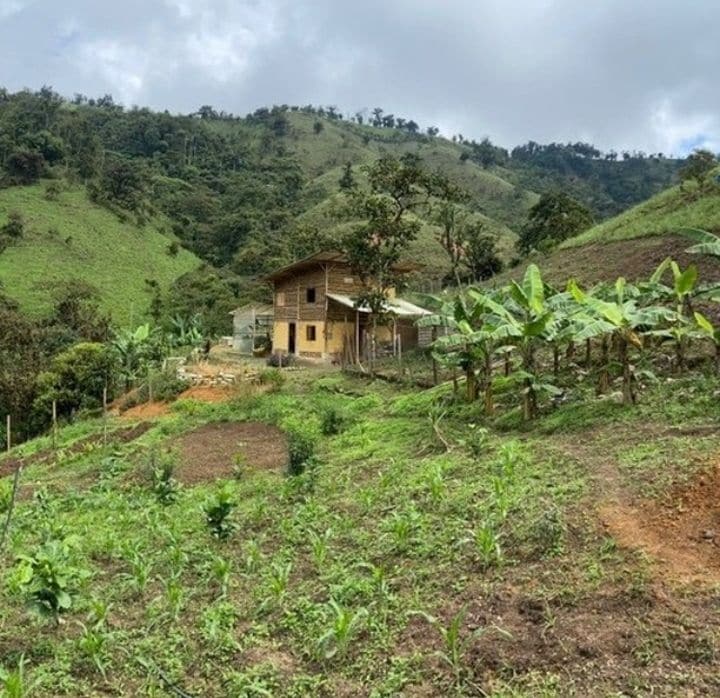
[273,321,289,352]
[273,320,333,356]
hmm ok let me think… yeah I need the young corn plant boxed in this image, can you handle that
[0,655,36,698]
[414,607,510,690]
[208,556,232,597]
[465,520,504,570]
[76,622,109,678]
[316,600,368,660]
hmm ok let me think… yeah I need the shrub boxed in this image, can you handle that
[204,485,236,540]
[44,181,61,201]
[1,211,24,239]
[266,353,295,368]
[258,368,285,391]
[320,406,347,436]
[150,450,179,504]
[284,421,317,476]
[14,537,90,623]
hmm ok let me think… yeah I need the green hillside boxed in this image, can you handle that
[0,184,200,324]
[490,177,720,286]
[562,177,720,249]
[3,366,720,695]
[0,89,683,293]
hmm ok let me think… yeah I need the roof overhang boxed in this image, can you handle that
[260,250,424,284]
[326,292,431,317]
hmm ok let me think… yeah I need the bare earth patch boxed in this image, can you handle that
[176,422,288,484]
[601,464,720,586]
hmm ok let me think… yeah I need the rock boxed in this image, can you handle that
[702,530,715,540]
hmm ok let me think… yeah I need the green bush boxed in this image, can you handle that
[284,421,317,476]
[149,450,179,505]
[14,537,90,623]
[258,368,285,391]
[320,406,348,436]
[204,485,236,540]
[33,342,117,423]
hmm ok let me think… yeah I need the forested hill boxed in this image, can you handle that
[0,88,682,298]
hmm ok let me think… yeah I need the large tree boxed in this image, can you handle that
[343,153,435,313]
[517,192,593,254]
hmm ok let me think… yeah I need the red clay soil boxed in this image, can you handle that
[0,423,152,478]
[175,422,288,485]
[119,385,234,421]
[600,464,720,586]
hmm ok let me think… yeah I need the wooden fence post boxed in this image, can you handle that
[103,386,108,447]
[52,400,58,451]
[5,414,10,453]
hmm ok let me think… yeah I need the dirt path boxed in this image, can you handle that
[555,427,720,587]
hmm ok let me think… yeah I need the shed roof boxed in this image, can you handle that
[229,304,274,317]
[326,292,431,317]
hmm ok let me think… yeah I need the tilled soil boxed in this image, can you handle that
[176,421,288,484]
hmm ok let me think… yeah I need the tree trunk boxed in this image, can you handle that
[483,352,494,416]
[597,336,610,394]
[504,352,511,377]
[716,342,720,374]
[466,364,477,402]
[566,341,575,362]
[522,345,537,420]
[553,344,560,377]
[618,336,635,405]
[585,338,592,366]
[675,337,686,374]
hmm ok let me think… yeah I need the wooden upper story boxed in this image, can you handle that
[265,251,416,322]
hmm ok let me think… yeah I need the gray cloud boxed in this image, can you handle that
[0,0,717,154]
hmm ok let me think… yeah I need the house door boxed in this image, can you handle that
[288,322,297,354]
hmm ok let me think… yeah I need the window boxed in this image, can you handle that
[343,276,354,284]
[306,287,316,303]
[306,325,317,342]
[276,291,285,306]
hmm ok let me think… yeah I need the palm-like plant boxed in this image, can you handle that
[482,265,556,420]
[112,324,164,390]
[680,227,720,258]
[569,278,668,404]
[644,259,702,371]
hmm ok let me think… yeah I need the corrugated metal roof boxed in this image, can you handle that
[326,293,431,317]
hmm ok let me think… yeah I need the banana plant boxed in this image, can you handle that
[644,258,704,371]
[569,278,668,404]
[421,293,498,413]
[681,227,720,258]
[693,312,720,372]
[481,264,556,420]
[111,323,164,390]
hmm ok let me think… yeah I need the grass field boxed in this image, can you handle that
[3,359,720,696]
[0,184,200,325]
[562,178,720,249]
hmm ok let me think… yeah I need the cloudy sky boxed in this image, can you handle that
[0,0,717,155]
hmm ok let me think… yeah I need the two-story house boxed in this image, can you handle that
[264,250,431,362]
